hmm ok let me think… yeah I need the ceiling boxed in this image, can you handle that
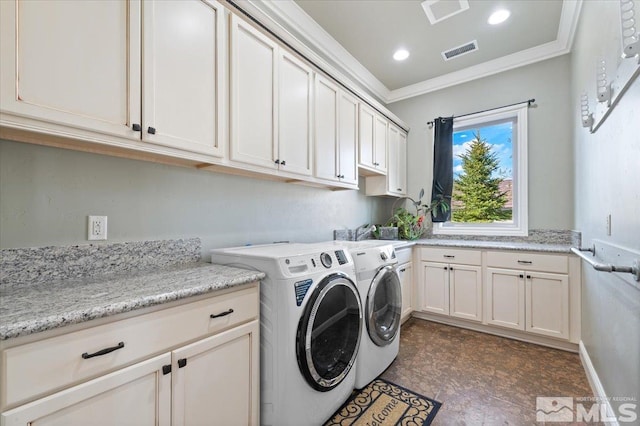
[259,0,582,103]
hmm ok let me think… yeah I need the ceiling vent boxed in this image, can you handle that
[421,0,470,25]
[441,40,478,61]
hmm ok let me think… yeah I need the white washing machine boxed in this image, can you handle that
[317,240,402,389]
[211,243,362,426]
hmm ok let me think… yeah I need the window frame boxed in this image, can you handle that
[432,103,528,236]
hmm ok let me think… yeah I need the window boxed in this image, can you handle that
[433,103,528,236]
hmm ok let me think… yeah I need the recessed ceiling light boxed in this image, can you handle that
[393,49,410,61]
[488,9,510,25]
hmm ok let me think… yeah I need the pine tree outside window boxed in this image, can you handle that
[432,103,529,236]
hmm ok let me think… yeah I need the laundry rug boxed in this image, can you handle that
[324,378,442,426]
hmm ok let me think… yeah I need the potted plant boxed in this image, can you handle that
[385,189,449,240]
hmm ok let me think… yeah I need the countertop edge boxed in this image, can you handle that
[0,267,265,341]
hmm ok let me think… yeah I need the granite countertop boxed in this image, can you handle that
[0,262,265,341]
[414,239,573,253]
[384,239,573,253]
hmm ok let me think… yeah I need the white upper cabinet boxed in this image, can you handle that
[314,75,339,182]
[314,74,358,187]
[0,0,225,159]
[277,51,313,176]
[387,125,407,196]
[230,16,312,177]
[373,114,388,173]
[365,122,407,197]
[337,91,359,186]
[358,104,387,175]
[0,0,140,139]
[230,15,278,170]
[142,0,224,157]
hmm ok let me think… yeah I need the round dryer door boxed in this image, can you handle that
[296,273,362,392]
[366,265,402,347]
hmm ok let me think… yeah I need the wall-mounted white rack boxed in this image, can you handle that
[590,55,640,133]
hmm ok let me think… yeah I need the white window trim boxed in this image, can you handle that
[432,103,528,237]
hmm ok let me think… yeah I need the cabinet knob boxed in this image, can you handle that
[519,274,524,278]
[527,275,532,279]
[132,123,142,131]
[397,188,403,191]
[274,159,280,164]
[444,266,448,270]
[178,358,187,368]
[147,126,156,135]
[280,160,286,166]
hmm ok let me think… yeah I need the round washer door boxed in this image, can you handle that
[366,265,402,346]
[296,273,362,392]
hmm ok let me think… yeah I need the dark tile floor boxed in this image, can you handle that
[381,319,594,425]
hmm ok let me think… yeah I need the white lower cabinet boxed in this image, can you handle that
[1,354,172,426]
[421,262,482,322]
[172,321,259,426]
[485,268,569,339]
[416,248,579,347]
[398,261,413,322]
[485,251,570,340]
[420,248,482,322]
[1,285,260,425]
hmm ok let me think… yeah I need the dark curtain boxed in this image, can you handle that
[430,117,454,222]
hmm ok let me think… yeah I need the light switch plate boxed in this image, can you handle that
[88,216,107,240]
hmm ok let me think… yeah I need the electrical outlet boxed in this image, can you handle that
[606,214,611,236]
[88,216,108,241]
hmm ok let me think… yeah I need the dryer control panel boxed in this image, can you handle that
[278,249,352,278]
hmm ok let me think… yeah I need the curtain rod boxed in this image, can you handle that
[427,98,536,129]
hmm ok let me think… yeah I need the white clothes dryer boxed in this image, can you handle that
[211,243,362,426]
[316,241,402,389]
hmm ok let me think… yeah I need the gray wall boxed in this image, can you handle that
[387,55,574,231]
[0,140,393,252]
[570,0,640,410]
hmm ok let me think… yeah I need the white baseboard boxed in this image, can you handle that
[579,341,619,426]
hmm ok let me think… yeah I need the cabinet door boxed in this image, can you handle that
[387,125,400,194]
[0,0,140,139]
[485,268,525,330]
[397,131,408,195]
[373,114,388,173]
[421,262,449,315]
[449,264,482,322]
[230,15,277,169]
[314,75,339,182]
[526,272,569,339]
[1,354,171,426]
[142,0,224,157]
[398,262,413,320]
[337,91,359,185]
[358,104,375,169]
[172,320,259,426]
[278,52,312,176]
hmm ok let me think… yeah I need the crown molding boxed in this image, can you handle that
[387,0,583,102]
[237,0,583,105]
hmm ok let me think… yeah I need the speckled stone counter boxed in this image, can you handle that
[0,262,265,341]
[413,239,574,253]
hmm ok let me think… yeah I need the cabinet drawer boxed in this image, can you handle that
[485,251,568,274]
[420,247,481,265]
[3,285,258,409]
